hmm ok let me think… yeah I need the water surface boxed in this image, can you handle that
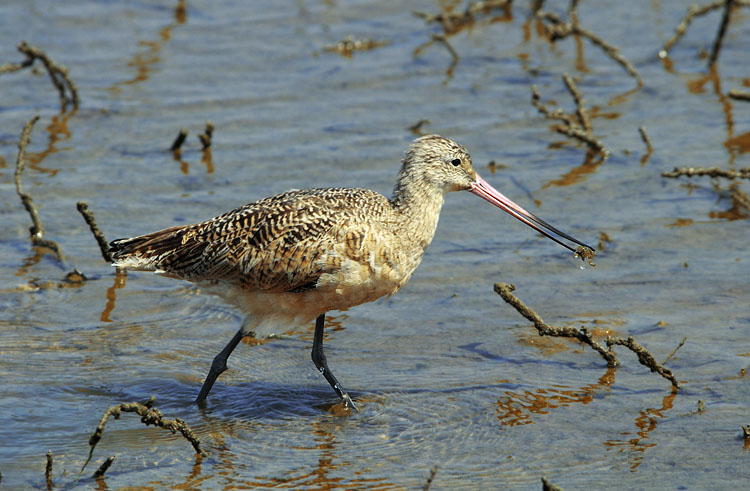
[1,1,749,489]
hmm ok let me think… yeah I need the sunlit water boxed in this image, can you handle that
[1,1,749,489]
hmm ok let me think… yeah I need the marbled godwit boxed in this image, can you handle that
[110,135,593,411]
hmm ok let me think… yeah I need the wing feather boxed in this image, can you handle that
[110,188,390,293]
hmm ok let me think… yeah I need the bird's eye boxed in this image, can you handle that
[451,158,461,166]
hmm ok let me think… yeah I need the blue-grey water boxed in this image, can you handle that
[1,1,749,489]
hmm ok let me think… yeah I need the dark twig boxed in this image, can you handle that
[708,0,735,67]
[494,282,617,366]
[82,396,205,474]
[531,85,577,127]
[552,124,607,154]
[197,121,214,150]
[171,128,188,152]
[422,465,439,491]
[14,116,65,261]
[531,78,609,156]
[414,34,459,83]
[728,89,750,101]
[15,116,42,236]
[0,56,31,75]
[662,336,687,365]
[660,1,724,57]
[92,456,115,479]
[45,451,54,490]
[639,126,654,152]
[408,119,431,135]
[77,202,113,263]
[531,0,546,15]
[323,35,389,58]
[660,0,750,65]
[63,269,87,286]
[607,337,680,387]
[661,166,750,180]
[494,283,680,388]
[433,34,458,80]
[414,0,513,35]
[537,11,643,87]
[639,126,654,165]
[542,477,564,491]
[729,183,750,214]
[563,73,592,133]
[0,42,79,109]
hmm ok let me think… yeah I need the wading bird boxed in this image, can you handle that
[110,135,593,411]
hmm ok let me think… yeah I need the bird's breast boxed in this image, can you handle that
[315,227,425,310]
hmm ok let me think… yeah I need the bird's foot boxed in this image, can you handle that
[341,392,359,413]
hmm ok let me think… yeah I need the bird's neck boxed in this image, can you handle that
[390,170,446,251]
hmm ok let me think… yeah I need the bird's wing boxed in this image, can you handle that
[110,188,388,293]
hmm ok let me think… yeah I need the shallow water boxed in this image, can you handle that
[1,0,749,489]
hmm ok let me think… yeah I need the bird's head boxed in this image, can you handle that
[402,134,595,256]
[402,134,477,193]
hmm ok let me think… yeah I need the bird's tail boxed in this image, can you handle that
[109,225,197,272]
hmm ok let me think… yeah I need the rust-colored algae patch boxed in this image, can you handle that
[518,318,621,356]
[589,106,621,120]
[686,65,720,94]
[516,332,572,356]
[724,131,750,154]
[291,313,348,343]
[667,218,694,228]
[709,183,750,220]
[542,151,605,188]
[496,369,615,428]
[597,232,613,251]
[324,396,371,416]
[603,389,677,471]
[25,111,76,177]
[241,334,273,346]
[108,0,185,90]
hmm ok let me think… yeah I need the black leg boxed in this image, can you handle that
[311,313,358,411]
[195,324,248,405]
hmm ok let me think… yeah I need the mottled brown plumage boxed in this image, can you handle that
[110,135,592,410]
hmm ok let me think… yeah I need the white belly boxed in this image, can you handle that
[201,250,417,338]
